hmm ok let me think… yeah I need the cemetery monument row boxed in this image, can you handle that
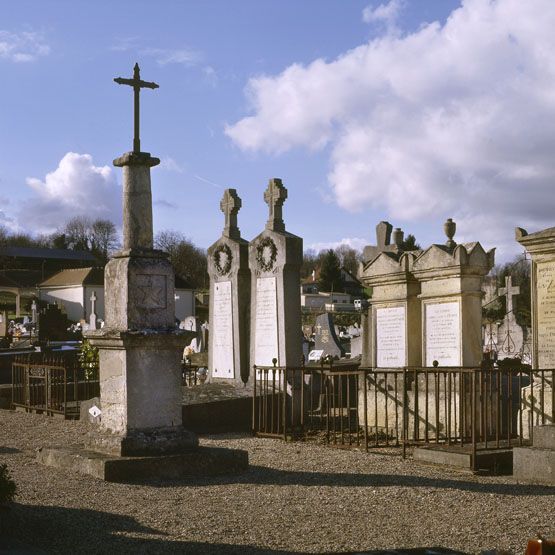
[208,188,251,384]
[37,63,247,480]
[360,218,494,368]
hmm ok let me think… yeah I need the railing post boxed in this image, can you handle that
[472,370,477,472]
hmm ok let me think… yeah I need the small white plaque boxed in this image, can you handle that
[212,280,235,378]
[308,349,324,362]
[425,301,461,366]
[88,405,101,418]
[254,277,279,367]
[376,306,406,367]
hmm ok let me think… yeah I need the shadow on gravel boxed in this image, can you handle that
[0,446,21,454]
[0,503,468,554]
[136,466,555,496]
[0,504,266,554]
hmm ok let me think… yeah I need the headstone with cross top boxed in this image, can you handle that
[498,275,520,318]
[220,189,242,239]
[89,290,98,330]
[264,178,287,232]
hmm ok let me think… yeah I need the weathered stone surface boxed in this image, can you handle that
[36,445,248,483]
[103,252,176,331]
[314,313,345,359]
[79,397,101,425]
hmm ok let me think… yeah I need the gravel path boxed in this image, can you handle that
[0,409,553,554]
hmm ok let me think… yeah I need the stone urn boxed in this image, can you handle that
[444,218,456,248]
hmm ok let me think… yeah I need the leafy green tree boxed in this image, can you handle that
[318,249,342,292]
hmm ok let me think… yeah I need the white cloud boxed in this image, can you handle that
[159,156,184,173]
[308,237,368,253]
[0,30,50,62]
[362,0,404,33]
[226,0,555,258]
[21,153,120,231]
[142,47,201,66]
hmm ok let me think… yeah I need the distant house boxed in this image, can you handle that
[0,269,39,316]
[38,268,195,323]
[300,265,364,310]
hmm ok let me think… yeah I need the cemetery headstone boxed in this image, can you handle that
[495,275,525,359]
[516,227,555,431]
[360,223,421,368]
[207,188,251,383]
[412,219,494,366]
[314,313,345,359]
[249,178,303,369]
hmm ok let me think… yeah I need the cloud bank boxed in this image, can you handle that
[0,30,50,62]
[21,152,120,232]
[226,0,555,255]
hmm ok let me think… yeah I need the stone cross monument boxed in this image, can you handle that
[249,178,303,370]
[87,64,197,456]
[208,188,251,384]
[499,275,520,317]
[89,291,97,330]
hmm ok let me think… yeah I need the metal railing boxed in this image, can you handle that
[12,352,99,418]
[253,362,554,468]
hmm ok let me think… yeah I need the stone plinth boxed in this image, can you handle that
[513,425,555,485]
[208,189,251,384]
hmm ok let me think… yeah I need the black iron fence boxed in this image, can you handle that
[253,363,554,465]
[12,352,99,418]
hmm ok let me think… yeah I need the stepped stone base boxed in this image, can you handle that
[37,444,248,483]
[513,425,555,485]
[413,444,513,474]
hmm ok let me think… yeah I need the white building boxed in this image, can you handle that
[39,267,195,323]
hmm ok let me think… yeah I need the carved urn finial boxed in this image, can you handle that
[444,218,457,249]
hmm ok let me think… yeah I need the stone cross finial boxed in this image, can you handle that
[498,275,520,316]
[31,300,37,324]
[114,63,159,153]
[220,189,242,239]
[89,291,97,330]
[264,178,287,232]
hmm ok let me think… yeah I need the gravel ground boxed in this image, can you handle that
[0,409,554,555]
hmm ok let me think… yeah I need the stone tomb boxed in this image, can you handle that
[208,189,250,384]
[516,226,555,436]
[37,64,247,481]
[358,219,494,443]
[249,178,303,370]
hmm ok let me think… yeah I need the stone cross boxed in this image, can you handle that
[220,189,242,239]
[264,178,287,232]
[89,291,97,330]
[499,275,520,317]
[114,63,159,153]
[31,300,37,324]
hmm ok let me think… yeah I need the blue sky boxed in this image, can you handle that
[1,0,554,262]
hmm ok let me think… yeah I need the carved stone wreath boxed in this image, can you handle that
[213,243,232,275]
[256,237,278,272]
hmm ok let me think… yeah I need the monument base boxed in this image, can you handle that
[87,426,199,457]
[37,444,248,483]
[513,425,555,485]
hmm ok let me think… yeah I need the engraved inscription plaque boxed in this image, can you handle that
[376,306,406,367]
[135,274,167,309]
[536,261,555,368]
[425,301,461,366]
[254,276,279,366]
[212,280,234,378]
